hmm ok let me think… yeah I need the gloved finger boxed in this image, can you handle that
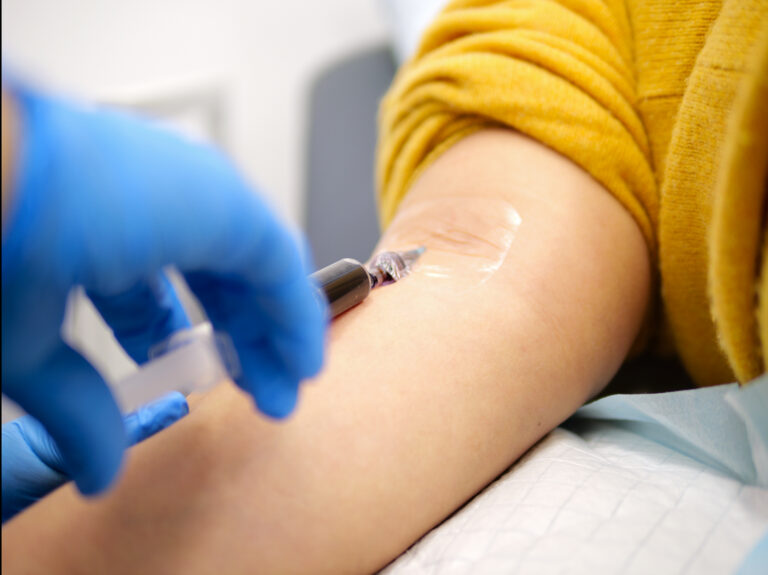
[184,216,326,366]
[122,391,189,444]
[3,342,127,496]
[237,342,302,419]
[88,272,191,365]
[188,270,326,375]
[185,269,326,413]
[0,392,188,524]
[159,166,327,371]
[31,390,190,473]
[252,277,327,380]
[2,417,67,524]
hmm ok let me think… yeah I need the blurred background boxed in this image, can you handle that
[3,0,388,224]
[2,0,447,420]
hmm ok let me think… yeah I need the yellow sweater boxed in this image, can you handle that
[377,0,768,387]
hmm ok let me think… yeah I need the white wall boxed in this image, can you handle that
[2,0,389,225]
[2,0,390,421]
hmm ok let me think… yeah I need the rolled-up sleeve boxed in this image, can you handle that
[377,0,657,258]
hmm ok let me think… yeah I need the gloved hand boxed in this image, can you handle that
[1,391,189,523]
[1,82,327,498]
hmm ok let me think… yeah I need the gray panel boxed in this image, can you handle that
[304,45,396,269]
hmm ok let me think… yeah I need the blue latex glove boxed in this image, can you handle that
[1,391,189,524]
[1,82,328,497]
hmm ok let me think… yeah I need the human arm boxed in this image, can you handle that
[1,128,650,574]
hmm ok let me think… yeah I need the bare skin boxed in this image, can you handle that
[1,129,650,574]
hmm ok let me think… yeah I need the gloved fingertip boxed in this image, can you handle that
[25,345,130,497]
[125,392,189,445]
[252,380,300,420]
[145,391,189,421]
[273,329,326,383]
[71,451,125,497]
[312,287,332,324]
[308,330,327,378]
[297,340,325,381]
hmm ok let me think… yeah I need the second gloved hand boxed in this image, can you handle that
[1,392,189,524]
[2,83,328,498]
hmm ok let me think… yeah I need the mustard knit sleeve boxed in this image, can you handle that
[377,0,658,258]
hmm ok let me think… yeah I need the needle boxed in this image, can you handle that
[367,246,426,288]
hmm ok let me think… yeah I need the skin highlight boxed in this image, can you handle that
[381,196,522,284]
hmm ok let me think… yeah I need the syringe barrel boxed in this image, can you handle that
[310,258,373,318]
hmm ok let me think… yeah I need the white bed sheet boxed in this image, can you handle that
[383,380,768,574]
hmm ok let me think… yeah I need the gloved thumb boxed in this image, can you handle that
[3,343,127,496]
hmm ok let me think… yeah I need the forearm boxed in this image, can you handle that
[1,129,650,574]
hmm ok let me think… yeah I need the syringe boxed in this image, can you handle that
[110,247,425,412]
[310,246,425,318]
[110,322,237,413]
